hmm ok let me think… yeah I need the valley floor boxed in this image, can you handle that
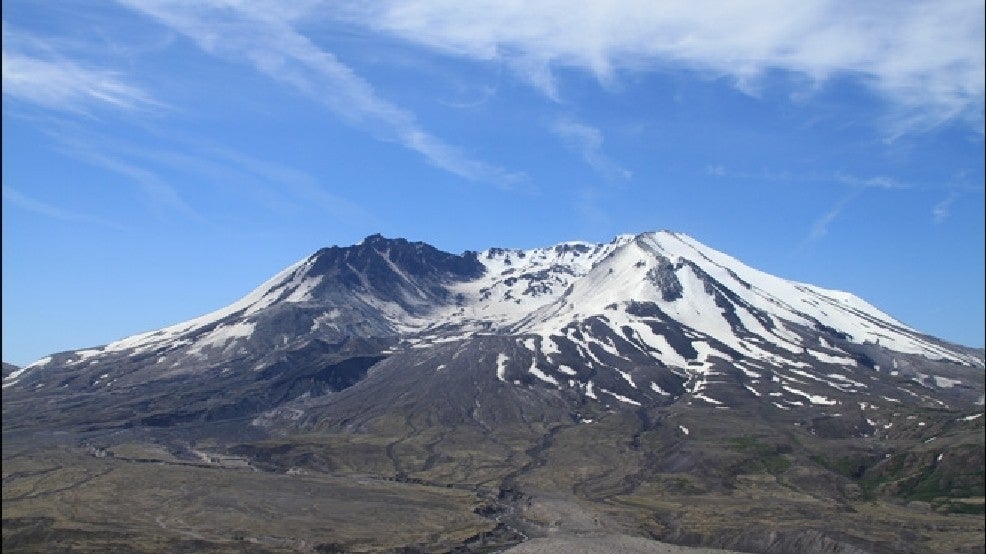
[4,420,984,554]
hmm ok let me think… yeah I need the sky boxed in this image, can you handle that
[2,0,984,366]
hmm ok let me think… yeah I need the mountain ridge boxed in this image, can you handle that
[5,231,981,418]
[9,230,980,369]
[3,231,983,553]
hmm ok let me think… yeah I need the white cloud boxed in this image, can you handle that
[705,167,912,191]
[200,146,374,222]
[933,192,959,223]
[832,173,906,190]
[551,117,631,180]
[337,0,985,134]
[118,0,523,187]
[1,23,158,114]
[68,148,203,222]
[803,190,862,244]
[0,51,150,111]
[2,186,127,230]
[807,206,841,242]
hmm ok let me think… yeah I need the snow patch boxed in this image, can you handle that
[781,385,837,406]
[601,388,641,406]
[650,382,670,396]
[496,353,509,382]
[557,364,577,376]
[807,349,857,366]
[932,375,963,388]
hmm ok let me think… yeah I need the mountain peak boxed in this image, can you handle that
[5,232,982,413]
[360,232,386,244]
[359,233,411,248]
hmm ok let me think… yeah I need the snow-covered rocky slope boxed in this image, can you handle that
[4,232,983,430]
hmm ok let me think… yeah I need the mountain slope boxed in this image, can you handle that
[3,231,983,554]
[5,231,979,428]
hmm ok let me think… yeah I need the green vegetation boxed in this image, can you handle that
[725,436,792,475]
[811,453,870,479]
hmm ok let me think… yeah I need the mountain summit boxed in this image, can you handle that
[4,232,984,553]
[5,231,980,420]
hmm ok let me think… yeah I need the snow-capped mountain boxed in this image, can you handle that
[3,232,982,432]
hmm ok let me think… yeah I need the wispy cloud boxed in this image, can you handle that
[802,191,862,245]
[118,1,523,187]
[2,186,127,230]
[342,0,985,135]
[707,166,912,191]
[202,146,375,223]
[49,127,374,225]
[705,165,727,177]
[437,84,497,109]
[1,22,158,114]
[62,145,203,222]
[551,117,631,180]
[574,186,611,230]
[831,173,906,190]
[933,192,959,223]
[806,205,843,243]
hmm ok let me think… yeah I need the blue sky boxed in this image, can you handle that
[2,0,984,366]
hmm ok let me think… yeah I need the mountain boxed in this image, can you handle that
[1,362,18,379]
[4,232,984,554]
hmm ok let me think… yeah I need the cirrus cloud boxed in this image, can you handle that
[334,0,984,135]
[1,22,159,114]
[117,0,524,188]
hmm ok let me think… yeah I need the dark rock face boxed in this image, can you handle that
[646,256,684,301]
[307,235,484,313]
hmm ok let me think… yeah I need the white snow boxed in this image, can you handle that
[100,259,306,356]
[738,365,762,379]
[693,393,724,406]
[601,388,641,406]
[3,356,52,388]
[24,229,981,405]
[24,356,51,369]
[529,365,559,386]
[3,367,28,386]
[650,382,670,396]
[932,375,963,388]
[284,276,323,303]
[189,321,257,354]
[807,349,857,367]
[827,373,867,388]
[616,369,637,388]
[557,364,577,376]
[662,233,978,365]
